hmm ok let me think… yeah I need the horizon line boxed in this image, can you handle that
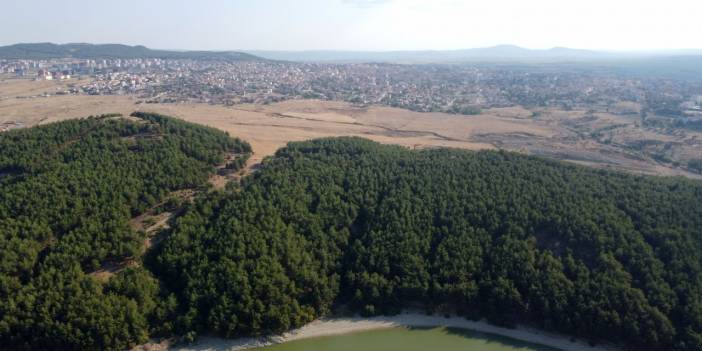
[2,42,702,54]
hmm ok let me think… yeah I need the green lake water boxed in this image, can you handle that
[255,327,562,351]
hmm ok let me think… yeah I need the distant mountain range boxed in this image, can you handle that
[250,45,702,63]
[0,43,262,61]
[3,43,702,76]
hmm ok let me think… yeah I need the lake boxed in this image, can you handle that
[255,326,561,351]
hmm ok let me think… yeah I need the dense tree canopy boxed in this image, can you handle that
[3,115,702,351]
[156,137,702,351]
[0,113,250,351]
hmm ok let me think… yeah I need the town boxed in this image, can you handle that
[2,57,702,121]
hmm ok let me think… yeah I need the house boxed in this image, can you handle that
[37,69,53,80]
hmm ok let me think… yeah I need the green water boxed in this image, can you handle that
[256,327,561,351]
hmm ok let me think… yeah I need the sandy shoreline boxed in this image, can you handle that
[169,312,618,351]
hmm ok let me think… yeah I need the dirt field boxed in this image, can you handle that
[2,78,701,178]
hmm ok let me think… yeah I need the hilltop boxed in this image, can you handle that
[157,137,702,351]
[0,113,251,350]
[0,42,262,61]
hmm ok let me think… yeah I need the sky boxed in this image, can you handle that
[1,0,701,51]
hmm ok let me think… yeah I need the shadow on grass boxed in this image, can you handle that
[405,326,563,351]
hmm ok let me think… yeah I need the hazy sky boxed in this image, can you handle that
[1,0,701,51]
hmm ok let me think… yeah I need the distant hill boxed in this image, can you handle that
[250,45,619,63]
[250,45,702,80]
[0,43,262,61]
[250,45,702,63]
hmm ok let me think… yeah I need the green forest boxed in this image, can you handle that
[0,113,250,350]
[2,117,702,351]
[156,138,702,351]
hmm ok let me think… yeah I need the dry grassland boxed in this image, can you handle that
[2,78,701,178]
